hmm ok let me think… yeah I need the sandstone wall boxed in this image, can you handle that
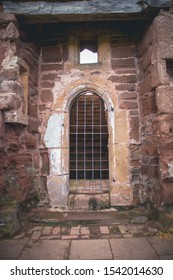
[137,11,173,206]
[0,14,41,209]
[38,24,142,207]
[110,33,141,205]
[1,11,173,211]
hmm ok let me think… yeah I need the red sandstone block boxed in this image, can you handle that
[130,144,141,159]
[41,73,58,80]
[0,177,4,191]
[129,116,140,142]
[156,86,173,114]
[40,149,49,175]
[119,100,138,110]
[158,145,173,157]
[115,83,136,91]
[33,152,40,170]
[41,64,63,72]
[139,74,151,97]
[129,110,139,116]
[130,159,141,167]
[40,90,53,103]
[136,23,156,57]
[141,143,158,157]
[109,74,137,83]
[0,45,6,70]
[20,131,37,149]
[42,45,62,63]
[140,92,157,116]
[28,102,37,118]
[41,81,55,88]
[141,156,158,165]
[119,91,137,100]
[18,176,34,188]
[154,16,173,59]
[153,114,173,144]
[8,153,32,165]
[28,117,39,133]
[39,104,47,111]
[111,58,135,68]
[111,46,136,58]
[141,165,159,178]
[151,60,169,88]
[0,153,7,168]
[162,182,173,205]
[115,68,136,75]
[0,92,18,111]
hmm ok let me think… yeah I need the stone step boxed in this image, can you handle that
[158,206,173,228]
[68,193,110,211]
[28,206,149,226]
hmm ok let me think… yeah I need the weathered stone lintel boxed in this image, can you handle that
[2,1,171,23]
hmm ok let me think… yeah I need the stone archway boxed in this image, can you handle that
[69,90,109,192]
[44,79,132,208]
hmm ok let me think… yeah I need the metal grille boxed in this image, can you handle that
[70,92,109,191]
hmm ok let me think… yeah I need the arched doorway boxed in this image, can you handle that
[69,91,109,193]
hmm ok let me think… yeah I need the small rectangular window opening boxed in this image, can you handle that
[80,40,98,64]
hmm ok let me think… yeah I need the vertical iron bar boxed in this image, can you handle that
[84,94,86,182]
[92,93,94,183]
[76,98,78,180]
[100,98,102,183]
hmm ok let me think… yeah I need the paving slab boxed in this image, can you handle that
[70,226,80,235]
[81,226,89,235]
[18,240,70,260]
[0,239,29,260]
[69,239,112,260]
[147,236,173,259]
[118,224,138,234]
[110,237,159,260]
[52,227,60,235]
[42,226,52,236]
[100,226,109,234]
[30,230,42,240]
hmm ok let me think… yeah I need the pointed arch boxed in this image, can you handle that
[69,91,109,185]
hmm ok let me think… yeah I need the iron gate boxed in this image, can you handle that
[70,92,109,192]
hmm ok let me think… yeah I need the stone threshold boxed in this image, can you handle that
[27,206,149,226]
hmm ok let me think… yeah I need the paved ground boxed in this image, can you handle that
[0,222,173,260]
